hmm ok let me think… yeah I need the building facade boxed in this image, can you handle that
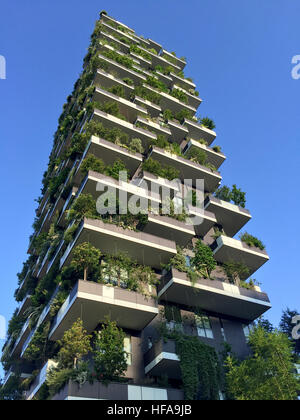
[1,12,270,400]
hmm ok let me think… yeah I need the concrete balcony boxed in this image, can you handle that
[49,280,159,341]
[147,38,162,54]
[75,170,161,208]
[144,339,180,379]
[135,116,172,139]
[170,72,196,91]
[155,71,173,89]
[130,52,152,70]
[76,135,143,181]
[10,318,31,358]
[205,196,252,237]
[183,139,226,170]
[94,69,134,99]
[57,187,78,228]
[212,236,270,277]
[17,293,32,317]
[92,87,147,123]
[141,84,197,116]
[157,268,271,321]
[99,31,130,54]
[187,207,217,237]
[136,47,182,73]
[91,108,157,150]
[52,380,183,400]
[101,14,136,37]
[167,119,189,144]
[134,96,162,118]
[21,288,59,358]
[132,170,181,199]
[3,366,32,388]
[183,119,217,145]
[141,213,195,247]
[60,218,177,270]
[148,146,222,192]
[172,84,202,110]
[25,360,58,400]
[100,22,139,45]
[161,49,186,71]
[97,54,147,86]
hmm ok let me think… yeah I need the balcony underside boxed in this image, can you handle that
[136,116,172,140]
[149,147,222,192]
[170,72,196,91]
[132,170,181,199]
[91,109,156,150]
[60,218,176,270]
[187,208,217,237]
[49,281,158,340]
[158,269,271,321]
[212,236,270,278]
[98,54,147,85]
[76,171,161,206]
[142,213,195,247]
[205,197,251,237]
[94,69,134,98]
[142,85,196,116]
[168,120,189,144]
[144,340,181,379]
[79,136,143,178]
[184,140,226,170]
[184,119,216,145]
[134,96,161,118]
[92,87,147,123]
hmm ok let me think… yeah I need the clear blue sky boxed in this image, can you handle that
[0,0,299,361]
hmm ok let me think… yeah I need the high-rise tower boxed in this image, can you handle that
[1,11,270,401]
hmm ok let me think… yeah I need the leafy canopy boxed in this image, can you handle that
[225,326,300,400]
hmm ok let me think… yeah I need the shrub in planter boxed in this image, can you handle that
[200,117,216,130]
[240,233,265,251]
[171,88,188,104]
[108,85,126,98]
[222,261,250,286]
[188,148,207,166]
[192,240,216,279]
[80,154,106,177]
[128,138,144,154]
[67,194,98,223]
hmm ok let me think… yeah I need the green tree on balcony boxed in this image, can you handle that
[192,240,216,279]
[71,242,102,281]
[57,318,92,369]
[93,318,128,382]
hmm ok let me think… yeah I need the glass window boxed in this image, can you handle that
[195,315,214,339]
[124,336,132,366]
